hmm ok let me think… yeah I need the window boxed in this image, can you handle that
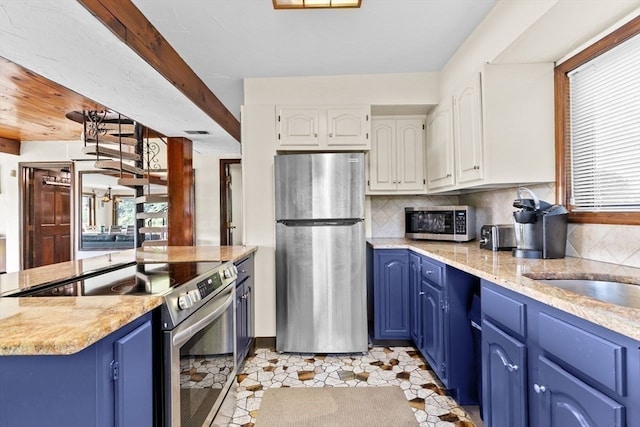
[81,192,96,229]
[113,197,136,227]
[556,16,640,225]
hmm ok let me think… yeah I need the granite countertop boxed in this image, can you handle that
[0,250,137,297]
[0,245,257,355]
[368,238,640,341]
[136,245,257,264]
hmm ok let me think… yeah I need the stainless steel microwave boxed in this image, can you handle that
[405,206,475,242]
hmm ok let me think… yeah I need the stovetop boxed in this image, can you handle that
[17,261,223,297]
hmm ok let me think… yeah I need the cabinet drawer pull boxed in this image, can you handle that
[240,269,247,273]
[446,173,452,178]
[533,384,546,394]
[425,270,433,274]
[314,133,318,137]
[329,132,333,137]
[419,291,425,295]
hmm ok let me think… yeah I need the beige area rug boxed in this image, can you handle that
[254,386,419,427]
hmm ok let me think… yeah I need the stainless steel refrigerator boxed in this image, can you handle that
[275,152,367,353]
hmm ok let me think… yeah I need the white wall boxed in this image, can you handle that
[193,151,241,246]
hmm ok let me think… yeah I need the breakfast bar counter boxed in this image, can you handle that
[0,245,257,355]
[368,238,640,341]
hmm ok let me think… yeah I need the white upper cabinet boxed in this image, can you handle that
[367,116,426,194]
[426,100,455,191]
[276,105,370,150]
[427,62,555,193]
[453,74,483,185]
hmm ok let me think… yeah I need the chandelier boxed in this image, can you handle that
[101,187,121,203]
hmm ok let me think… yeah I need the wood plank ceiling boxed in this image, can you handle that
[0,57,106,147]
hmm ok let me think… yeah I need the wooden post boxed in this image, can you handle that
[167,137,194,246]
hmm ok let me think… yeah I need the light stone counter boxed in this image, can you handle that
[0,295,162,355]
[0,246,257,355]
[135,245,257,264]
[0,250,136,296]
[369,238,640,342]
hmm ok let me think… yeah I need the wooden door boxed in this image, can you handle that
[28,168,72,268]
[220,159,241,246]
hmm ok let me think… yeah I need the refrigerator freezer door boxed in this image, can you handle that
[275,153,365,221]
[276,221,367,353]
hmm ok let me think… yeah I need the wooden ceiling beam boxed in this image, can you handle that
[0,137,21,155]
[76,0,242,143]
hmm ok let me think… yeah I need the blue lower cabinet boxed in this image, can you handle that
[419,278,444,376]
[0,313,153,427]
[482,280,640,427]
[235,255,255,367]
[409,252,422,346]
[373,248,479,404]
[536,357,624,427]
[373,249,410,340]
[482,319,527,427]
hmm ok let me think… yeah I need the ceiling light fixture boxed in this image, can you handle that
[101,187,122,203]
[272,0,361,9]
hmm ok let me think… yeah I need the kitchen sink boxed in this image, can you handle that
[523,274,640,310]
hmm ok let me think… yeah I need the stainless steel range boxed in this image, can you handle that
[16,261,239,427]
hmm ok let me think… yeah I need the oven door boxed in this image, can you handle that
[164,283,236,427]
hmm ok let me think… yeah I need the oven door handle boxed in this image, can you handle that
[171,285,235,347]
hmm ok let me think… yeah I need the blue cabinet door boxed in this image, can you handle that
[374,250,410,339]
[236,280,247,365]
[409,252,422,346]
[420,278,444,376]
[114,320,153,427]
[482,319,527,427]
[536,357,624,427]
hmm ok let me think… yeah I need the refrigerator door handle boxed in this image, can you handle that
[277,219,363,227]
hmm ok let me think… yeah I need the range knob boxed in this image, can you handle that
[188,289,202,304]
[223,268,234,279]
[177,293,193,310]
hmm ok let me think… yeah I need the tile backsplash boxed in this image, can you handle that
[370,183,640,269]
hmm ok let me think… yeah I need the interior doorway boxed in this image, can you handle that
[219,158,243,246]
[20,162,74,269]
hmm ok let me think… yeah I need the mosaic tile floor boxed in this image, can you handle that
[229,346,478,427]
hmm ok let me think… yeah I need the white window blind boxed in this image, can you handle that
[568,32,640,212]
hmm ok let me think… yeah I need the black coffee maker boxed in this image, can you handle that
[512,187,568,259]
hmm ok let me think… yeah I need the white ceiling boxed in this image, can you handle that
[0,0,496,153]
[132,0,496,119]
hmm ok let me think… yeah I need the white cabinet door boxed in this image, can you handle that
[368,117,426,193]
[327,108,369,147]
[277,108,320,147]
[396,119,425,192]
[369,119,396,191]
[426,100,455,191]
[454,74,484,185]
[276,105,370,150]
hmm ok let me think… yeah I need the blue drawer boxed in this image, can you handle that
[538,312,626,396]
[235,256,253,285]
[421,258,443,287]
[482,286,527,338]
